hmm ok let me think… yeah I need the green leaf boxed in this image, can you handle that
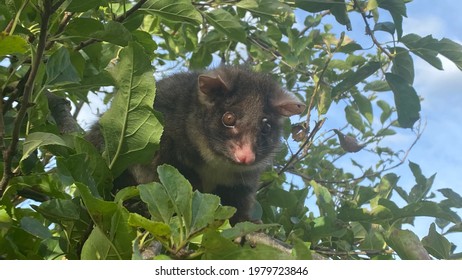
[202,230,293,260]
[81,227,114,260]
[408,161,435,202]
[21,132,69,162]
[352,93,373,124]
[64,18,104,39]
[139,182,174,223]
[138,164,197,235]
[66,0,102,12]
[101,42,162,177]
[364,80,390,92]
[205,9,246,43]
[0,34,28,56]
[399,201,461,223]
[157,164,193,226]
[439,188,462,208]
[311,180,336,219]
[317,83,332,115]
[385,228,430,260]
[77,183,136,259]
[20,217,52,239]
[46,47,81,85]
[144,0,202,25]
[191,191,222,232]
[377,0,406,40]
[376,100,393,124]
[128,213,170,240]
[34,198,81,222]
[330,0,351,30]
[265,187,298,208]
[422,223,451,259]
[221,222,278,240]
[374,22,395,35]
[91,21,132,46]
[438,38,462,71]
[345,105,365,132]
[332,61,382,97]
[401,34,443,70]
[385,72,421,128]
[392,47,414,84]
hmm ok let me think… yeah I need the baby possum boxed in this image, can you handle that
[88,65,305,224]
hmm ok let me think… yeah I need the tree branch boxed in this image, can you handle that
[0,0,53,195]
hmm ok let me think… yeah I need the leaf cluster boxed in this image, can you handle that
[1,0,462,260]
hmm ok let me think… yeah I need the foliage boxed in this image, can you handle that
[1,0,462,260]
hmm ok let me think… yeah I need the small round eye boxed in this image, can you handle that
[261,118,271,134]
[222,112,236,127]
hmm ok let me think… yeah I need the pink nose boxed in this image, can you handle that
[233,144,255,164]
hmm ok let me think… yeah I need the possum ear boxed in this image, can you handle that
[273,92,306,116]
[198,74,229,96]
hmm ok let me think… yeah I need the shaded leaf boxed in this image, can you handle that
[311,180,336,219]
[438,38,462,71]
[21,132,69,162]
[345,105,365,132]
[392,47,414,84]
[332,61,381,97]
[91,21,132,46]
[20,217,52,239]
[101,42,162,177]
[46,47,81,85]
[422,223,451,259]
[205,9,246,43]
[385,228,431,260]
[401,34,443,70]
[386,73,421,128]
[145,0,202,24]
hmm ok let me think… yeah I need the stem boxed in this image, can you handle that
[0,0,53,195]
[353,0,394,60]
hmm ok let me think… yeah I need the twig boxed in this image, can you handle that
[0,0,53,195]
[288,120,426,186]
[352,0,394,60]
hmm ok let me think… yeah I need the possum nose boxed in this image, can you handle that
[234,144,256,164]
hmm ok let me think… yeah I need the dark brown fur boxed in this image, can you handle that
[88,65,305,224]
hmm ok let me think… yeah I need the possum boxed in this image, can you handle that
[87,65,305,224]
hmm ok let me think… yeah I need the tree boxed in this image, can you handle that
[1,0,461,260]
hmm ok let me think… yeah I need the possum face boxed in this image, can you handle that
[191,66,305,169]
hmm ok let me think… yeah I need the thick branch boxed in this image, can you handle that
[0,0,53,195]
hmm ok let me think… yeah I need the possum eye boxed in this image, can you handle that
[222,112,236,128]
[261,118,272,134]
